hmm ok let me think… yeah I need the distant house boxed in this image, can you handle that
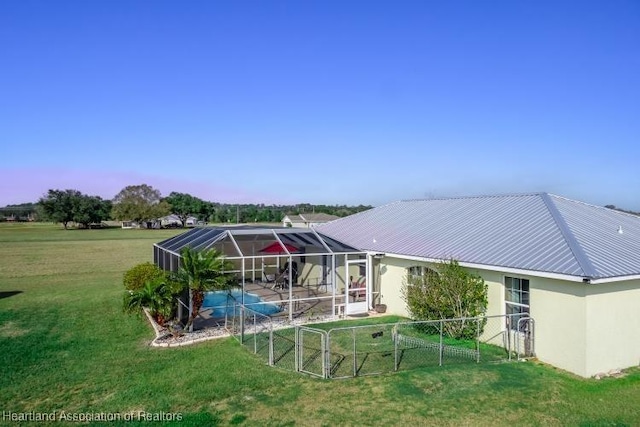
[160,214,198,228]
[121,215,199,229]
[318,193,640,378]
[282,213,339,228]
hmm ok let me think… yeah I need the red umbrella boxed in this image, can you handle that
[259,242,299,254]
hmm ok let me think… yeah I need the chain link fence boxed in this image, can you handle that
[226,301,534,379]
[327,323,398,378]
[223,295,271,359]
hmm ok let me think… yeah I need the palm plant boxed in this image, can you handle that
[124,279,176,326]
[175,247,234,332]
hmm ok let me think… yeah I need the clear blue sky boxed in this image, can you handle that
[1,1,639,209]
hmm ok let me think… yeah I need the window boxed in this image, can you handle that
[407,265,438,286]
[505,276,529,331]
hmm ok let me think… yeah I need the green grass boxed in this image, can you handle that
[1,223,640,426]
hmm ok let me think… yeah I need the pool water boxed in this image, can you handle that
[202,289,281,317]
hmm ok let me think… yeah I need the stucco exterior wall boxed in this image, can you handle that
[296,256,349,291]
[585,279,640,376]
[527,276,587,377]
[298,256,323,287]
[377,257,413,317]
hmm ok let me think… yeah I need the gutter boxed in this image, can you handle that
[589,274,640,285]
[377,252,640,285]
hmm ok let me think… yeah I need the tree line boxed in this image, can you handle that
[0,203,39,221]
[5,184,372,229]
[604,205,640,216]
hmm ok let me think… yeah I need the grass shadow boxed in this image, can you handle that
[0,291,22,300]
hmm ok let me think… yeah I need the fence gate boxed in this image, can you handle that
[515,317,535,359]
[295,326,328,378]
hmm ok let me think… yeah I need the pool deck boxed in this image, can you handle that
[193,280,367,330]
[241,281,342,318]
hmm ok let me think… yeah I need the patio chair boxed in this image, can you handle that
[272,262,298,290]
[349,276,366,301]
[281,261,298,284]
[263,269,276,284]
[273,272,288,290]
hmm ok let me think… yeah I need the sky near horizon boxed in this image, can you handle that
[1,1,639,209]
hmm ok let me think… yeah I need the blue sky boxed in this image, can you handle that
[1,1,639,209]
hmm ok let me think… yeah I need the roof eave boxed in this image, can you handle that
[379,252,589,283]
[589,274,640,285]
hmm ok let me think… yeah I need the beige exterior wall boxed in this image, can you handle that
[527,277,587,377]
[585,279,640,376]
[377,256,413,317]
[376,256,640,377]
[298,256,324,287]
[295,254,355,295]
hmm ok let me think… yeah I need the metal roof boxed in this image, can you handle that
[316,193,640,281]
[155,225,362,257]
[284,213,340,222]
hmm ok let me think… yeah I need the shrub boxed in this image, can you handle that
[123,279,178,326]
[401,259,488,339]
[123,262,167,291]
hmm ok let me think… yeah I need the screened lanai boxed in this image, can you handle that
[154,226,372,326]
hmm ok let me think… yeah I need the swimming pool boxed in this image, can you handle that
[202,289,281,317]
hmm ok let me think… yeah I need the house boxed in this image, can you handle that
[160,214,198,228]
[121,215,199,229]
[282,213,339,228]
[317,193,640,378]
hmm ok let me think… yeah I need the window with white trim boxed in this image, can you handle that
[505,276,529,331]
[407,265,438,286]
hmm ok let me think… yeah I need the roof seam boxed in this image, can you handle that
[401,192,544,203]
[550,193,640,219]
[540,193,598,278]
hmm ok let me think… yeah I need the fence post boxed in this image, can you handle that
[506,315,511,361]
[393,324,399,372]
[476,318,481,363]
[294,326,300,373]
[240,306,245,344]
[529,318,535,357]
[325,331,331,379]
[352,328,357,377]
[269,328,274,366]
[224,304,228,333]
[253,313,257,354]
[439,320,444,366]
[321,331,327,379]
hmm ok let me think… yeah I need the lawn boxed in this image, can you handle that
[1,223,639,426]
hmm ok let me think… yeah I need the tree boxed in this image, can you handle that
[111,184,170,226]
[197,201,215,223]
[72,195,111,228]
[38,189,83,229]
[164,192,203,227]
[38,189,112,229]
[212,206,231,223]
[174,247,234,332]
[401,259,488,339]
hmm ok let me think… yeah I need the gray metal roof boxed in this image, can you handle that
[284,213,340,222]
[316,193,640,280]
[155,225,362,257]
